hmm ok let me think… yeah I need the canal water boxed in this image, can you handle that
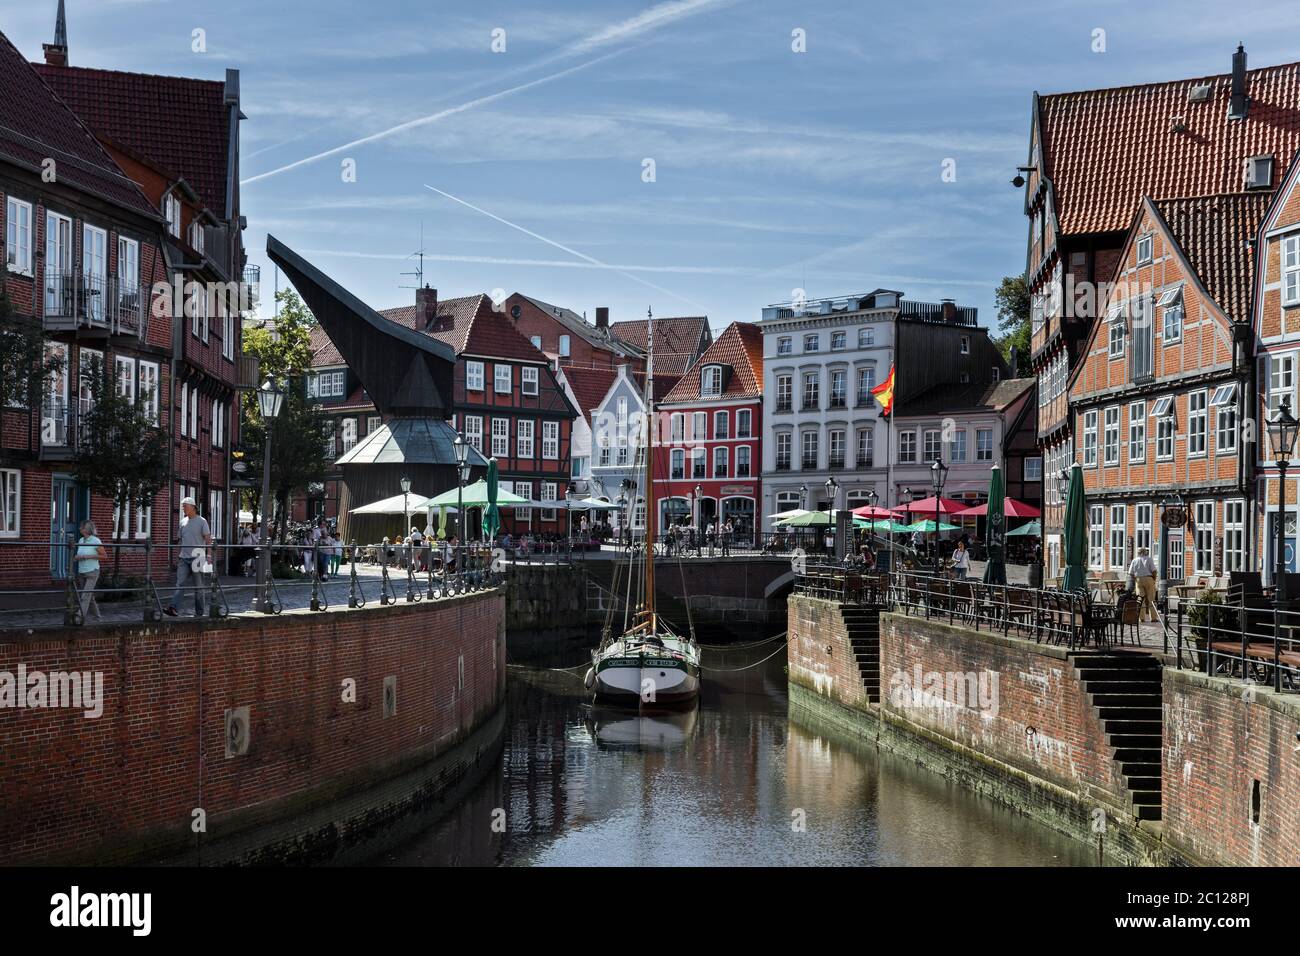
[368,638,1096,867]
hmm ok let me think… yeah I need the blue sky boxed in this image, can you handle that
[7,0,1300,334]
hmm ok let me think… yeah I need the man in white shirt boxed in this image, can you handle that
[1128,547,1159,622]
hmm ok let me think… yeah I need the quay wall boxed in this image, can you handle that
[0,591,506,865]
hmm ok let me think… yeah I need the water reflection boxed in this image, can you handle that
[368,640,1095,867]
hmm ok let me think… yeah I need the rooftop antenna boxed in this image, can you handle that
[399,220,426,291]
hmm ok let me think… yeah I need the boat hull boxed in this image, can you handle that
[592,647,700,706]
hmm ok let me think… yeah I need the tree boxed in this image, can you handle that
[71,354,171,581]
[0,285,63,419]
[241,289,330,542]
[993,274,1031,376]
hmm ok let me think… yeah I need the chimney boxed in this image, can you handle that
[42,0,68,66]
[416,285,439,331]
[941,298,957,323]
[596,306,609,330]
[1229,42,1249,119]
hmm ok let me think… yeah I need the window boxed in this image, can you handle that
[310,370,345,399]
[221,297,234,361]
[0,469,18,537]
[1109,505,1127,570]
[687,412,704,442]
[1089,504,1104,570]
[736,446,751,477]
[991,367,1000,382]
[116,356,135,404]
[829,369,846,408]
[558,335,570,357]
[803,334,819,353]
[1137,234,1153,264]
[829,429,846,469]
[1269,355,1296,425]
[1224,500,1245,572]
[777,337,792,356]
[737,409,752,438]
[5,197,32,273]
[1108,310,1125,358]
[702,365,723,396]
[1082,410,1098,465]
[949,429,967,463]
[515,419,533,458]
[1213,383,1237,453]
[1103,406,1119,465]
[924,429,942,462]
[1283,235,1300,306]
[530,335,542,349]
[541,482,558,521]
[492,418,509,456]
[801,431,818,470]
[1136,503,1153,556]
[368,415,382,434]
[212,400,226,449]
[775,375,792,412]
[1194,501,1214,573]
[1024,456,1042,481]
[713,446,728,478]
[112,500,131,540]
[692,447,706,478]
[899,430,917,463]
[494,364,512,394]
[831,331,847,351]
[521,367,538,396]
[775,433,792,470]
[960,335,970,355]
[138,362,159,425]
[188,220,205,254]
[340,417,356,453]
[714,410,728,439]
[858,327,875,348]
[1157,413,1175,460]
[542,420,559,460]
[208,490,223,540]
[83,225,107,323]
[802,372,819,410]
[1128,401,1146,462]
[856,367,876,405]
[322,421,335,458]
[1131,296,1153,379]
[571,456,586,477]
[1188,391,1207,455]
[670,413,685,442]
[671,448,685,479]
[465,415,483,453]
[134,501,152,540]
[163,193,181,237]
[466,361,485,391]
[856,428,874,468]
[515,481,532,527]
[1168,535,1184,582]
[976,428,993,462]
[1157,287,1183,343]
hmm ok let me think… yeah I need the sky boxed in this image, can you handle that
[6,0,1300,334]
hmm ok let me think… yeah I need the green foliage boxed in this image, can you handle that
[0,284,62,412]
[993,274,1031,376]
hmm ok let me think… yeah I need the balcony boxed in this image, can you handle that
[42,271,146,340]
[242,265,261,312]
[39,399,86,461]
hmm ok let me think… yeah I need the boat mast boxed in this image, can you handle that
[641,307,656,631]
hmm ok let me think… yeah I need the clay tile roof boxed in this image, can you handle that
[0,33,155,217]
[1039,58,1300,236]
[309,324,345,368]
[1152,191,1273,324]
[662,322,764,403]
[379,295,550,363]
[609,315,710,376]
[561,365,620,418]
[35,62,231,214]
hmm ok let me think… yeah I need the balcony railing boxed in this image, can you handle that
[42,271,146,340]
[39,399,90,457]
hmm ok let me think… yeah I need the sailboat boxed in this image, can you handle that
[586,309,701,707]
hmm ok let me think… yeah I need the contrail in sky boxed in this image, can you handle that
[424,185,709,312]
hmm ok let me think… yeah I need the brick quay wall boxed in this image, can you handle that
[0,591,506,865]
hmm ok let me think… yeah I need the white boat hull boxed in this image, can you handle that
[591,638,700,706]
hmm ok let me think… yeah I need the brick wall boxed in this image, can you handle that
[1163,668,1300,866]
[0,592,506,864]
[787,594,871,711]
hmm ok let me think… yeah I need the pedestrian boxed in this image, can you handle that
[74,520,106,622]
[330,534,343,577]
[1128,547,1159,622]
[409,524,425,571]
[164,497,211,617]
[722,517,733,557]
[951,540,971,580]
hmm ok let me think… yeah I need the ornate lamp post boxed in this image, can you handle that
[254,379,284,614]
[400,475,414,601]
[566,483,577,551]
[1268,398,1300,691]
[453,431,469,545]
[930,459,949,570]
[825,475,839,509]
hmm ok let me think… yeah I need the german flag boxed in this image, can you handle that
[871,365,896,416]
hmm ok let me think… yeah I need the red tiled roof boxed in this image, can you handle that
[609,315,710,376]
[35,62,232,215]
[309,324,345,368]
[662,321,763,403]
[1039,56,1300,236]
[379,295,550,363]
[1152,191,1273,324]
[0,32,155,217]
[562,365,620,418]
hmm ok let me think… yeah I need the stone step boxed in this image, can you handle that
[1091,693,1163,708]
[1136,805,1163,821]
[1129,790,1162,806]
[1102,719,1163,736]
[1108,733,1163,750]
[1071,653,1160,668]
[1125,775,1162,792]
[1113,747,1162,763]
[1086,680,1162,695]
[1098,706,1163,721]
[1121,761,1162,778]
[1077,667,1158,682]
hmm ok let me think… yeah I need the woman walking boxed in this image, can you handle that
[74,520,107,622]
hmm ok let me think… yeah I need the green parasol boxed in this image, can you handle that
[1007,519,1041,537]
[1062,462,1088,592]
[983,464,1007,585]
[902,519,960,533]
[482,458,501,541]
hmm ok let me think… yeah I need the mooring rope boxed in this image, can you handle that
[699,639,789,672]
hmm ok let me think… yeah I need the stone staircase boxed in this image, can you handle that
[842,605,881,703]
[1071,652,1164,821]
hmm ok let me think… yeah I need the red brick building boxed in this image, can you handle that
[653,321,763,544]
[503,295,641,371]
[609,314,712,395]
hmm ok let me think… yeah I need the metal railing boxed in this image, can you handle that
[1194,584,1300,693]
[42,271,147,339]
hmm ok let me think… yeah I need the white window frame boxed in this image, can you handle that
[702,365,723,397]
[1135,503,1153,557]
[1109,504,1127,570]
[898,430,917,464]
[1282,234,1300,306]
[340,417,356,453]
[975,428,994,463]
[1137,234,1153,264]
[180,381,190,438]
[1224,500,1245,573]
[1103,406,1119,465]
[858,326,875,348]
[1089,504,1105,570]
[542,420,559,460]
[138,361,159,425]
[1194,501,1215,574]
[5,196,32,274]
[116,355,136,404]
[0,469,19,537]
[134,501,152,541]
[713,445,728,478]
[466,360,485,391]
[736,445,751,477]
[1082,410,1098,465]
[516,419,534,458]
[494,364,512,394]
[736,408,752,438]
[521,367,538,396]
[491,417,509,457]
[1128,401,1146,463]
[1188,390,1207,456]
[714,410,729,439]
[464,415,483,453]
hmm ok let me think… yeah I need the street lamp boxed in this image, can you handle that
[799,483,808,509]
[1056,468,1069,506]
[254,379,284,613]
[930,459,949,570]
[825,475,839,510]
[400,475,414,601]
[453,431,469,546]
[566,483,577,550]
[1269,398,1300,691]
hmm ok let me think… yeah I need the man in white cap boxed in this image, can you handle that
[164,496,212,617]
[1127,546,1159,623]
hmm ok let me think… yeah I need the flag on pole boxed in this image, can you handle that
[871,365,896,416]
